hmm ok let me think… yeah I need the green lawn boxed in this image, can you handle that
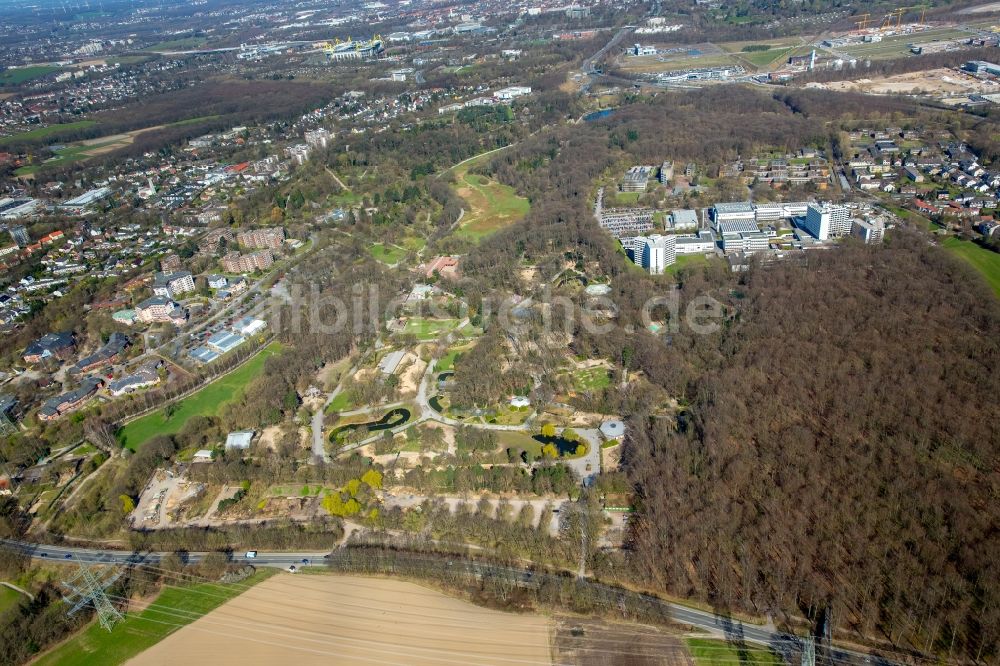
[402,318,461,340]
[496,430,542,456]
[613,191,642,205]
[118,342,282,450]
[142,37,207,52]
[0,585,27,614]
[573,366,612,392]
[942,237,1000,297]
[0,65,61,86]
[453,165,530,242]
[369,243,407,265]
[436,348,463,372]
[665,253,710,275]
[34,572,272,666]
[14,142,111,176]
[325,390,356,413]
[0,120,98,147]
[686,638,782,666]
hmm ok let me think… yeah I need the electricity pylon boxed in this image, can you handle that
[62,563,125,631]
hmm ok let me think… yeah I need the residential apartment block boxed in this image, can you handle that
[236,227,285,250]
[221,249,274,273]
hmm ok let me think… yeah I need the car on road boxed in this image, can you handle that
[301,558,310,565]
[245,550,257,559]
[64,553,72,559]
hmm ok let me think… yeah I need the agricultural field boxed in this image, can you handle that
[34,572,273,666]
[118,342,282,450]
[453,162,530,241]
[942,237,1000,297]
[129,574,553,665]
[0,65,61,86]
[686,638,783,666]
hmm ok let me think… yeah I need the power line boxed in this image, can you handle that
[61,563,125,631]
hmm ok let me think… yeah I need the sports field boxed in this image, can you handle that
[118,342,281,450]
[943,237,1000,297]
[453,162,530,241]
[129,574,553,665]
[35,573,272,666]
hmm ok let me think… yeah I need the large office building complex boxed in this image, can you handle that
[621,166,654,192]
[711,202,756,229]
[639,235,677,274]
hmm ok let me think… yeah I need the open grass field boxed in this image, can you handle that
[838,27,970,61]
[0,584,27,614]
[369,242,407,264]
[573,366,613,391]
[453,161,530,241]
[324,390,356,413]
[118,342,282,450]
[129,574,552,665]
[403,317,462,340]
[0,120,98,147]
[665,253,711,274]
[943,237,1000,297]
[686,638,782,666]
[142,37,208,52]
[617,50,737,74]
[35,572,273,666]
[0,65,61,86]
[436,347,465,372]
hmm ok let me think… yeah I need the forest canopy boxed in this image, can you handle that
[623,234,1000,662]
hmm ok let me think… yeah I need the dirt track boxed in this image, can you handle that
[128,574,553,665]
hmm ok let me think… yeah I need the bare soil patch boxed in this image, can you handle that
[128,574,554,665]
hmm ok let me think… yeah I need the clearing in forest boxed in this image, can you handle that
[452,159,530,241]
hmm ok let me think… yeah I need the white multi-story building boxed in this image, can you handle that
[754,201,809,223]
[152,271,195,299]
[639,234,677,274]
[675,230,716,254]
[721,231,769,254]
[851,218,885,244]
[802,202,851,240]
[304,128,331,149]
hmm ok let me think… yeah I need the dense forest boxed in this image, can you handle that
[447,86,1000,661]
[624,236,1000,661]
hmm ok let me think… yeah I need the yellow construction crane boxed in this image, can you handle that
[853,13,871,31]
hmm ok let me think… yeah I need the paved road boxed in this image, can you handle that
[2,539,327,569]
[1,538,896,665]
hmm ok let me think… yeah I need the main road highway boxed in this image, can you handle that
[1,539,898,665]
